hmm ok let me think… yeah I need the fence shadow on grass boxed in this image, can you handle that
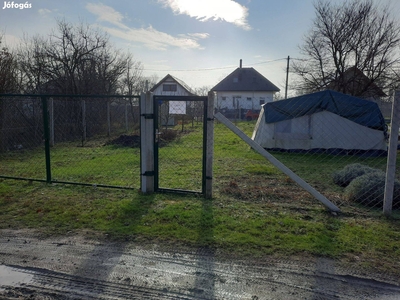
[70,193,156,298]
[191,197,216,298]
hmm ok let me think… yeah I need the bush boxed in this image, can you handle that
[160,129,178,142]
[344,171,400,208]
[332,163,378,187]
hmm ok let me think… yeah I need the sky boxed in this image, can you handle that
[1,0,400,96]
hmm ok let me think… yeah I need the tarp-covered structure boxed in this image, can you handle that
[251,90,387,154]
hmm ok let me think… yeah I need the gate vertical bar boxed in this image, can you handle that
[383,90,400,216]
[41,96,52,183]
[140,91,154,193]
[204,92,215,198]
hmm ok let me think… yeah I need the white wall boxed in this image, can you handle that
[152,78,192,96]
[215,91,274,110]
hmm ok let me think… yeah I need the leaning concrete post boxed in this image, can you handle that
[383,91,400,216]
[140,91,154,193]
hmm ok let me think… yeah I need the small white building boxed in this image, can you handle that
[211,62,280,115]
[150,74,195,96]
[150,74,195,124]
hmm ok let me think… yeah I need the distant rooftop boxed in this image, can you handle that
[211,67,280,92]
[150,74,195,95]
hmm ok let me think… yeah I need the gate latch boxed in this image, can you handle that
[141,113,154,119]
[141,171,155,176]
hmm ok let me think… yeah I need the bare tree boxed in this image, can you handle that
[0,36,17,93]
[0,36,19,151]
[292,0,400,97]
[15,20,144,143]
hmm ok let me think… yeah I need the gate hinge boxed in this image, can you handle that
[141,113,154,119]
[207,117,214,121]
[141,171,155,176]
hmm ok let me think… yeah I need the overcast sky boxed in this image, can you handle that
[1,0,400,96]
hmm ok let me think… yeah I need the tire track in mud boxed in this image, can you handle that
[1,230,400,299]
[1,265,195,299]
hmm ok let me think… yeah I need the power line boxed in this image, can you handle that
[142,58,288,72]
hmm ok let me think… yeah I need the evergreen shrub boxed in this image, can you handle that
[332,163,378,187]
[344,171,400,208]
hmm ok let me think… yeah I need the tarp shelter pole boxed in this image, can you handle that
[214,112,341,213]
[383,90,400,216]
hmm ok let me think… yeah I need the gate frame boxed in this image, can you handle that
[140,92,214,198]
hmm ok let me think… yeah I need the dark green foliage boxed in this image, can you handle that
[332,163,379,187]
[344,172,400,208]
[160,129,178,143]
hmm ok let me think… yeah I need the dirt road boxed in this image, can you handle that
[0,229,399,299]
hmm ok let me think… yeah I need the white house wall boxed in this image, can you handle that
[215,91,274,110]
[152,79,192,96]
[152,78,191,114]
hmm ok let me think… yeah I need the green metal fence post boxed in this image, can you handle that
[41,96,52,183]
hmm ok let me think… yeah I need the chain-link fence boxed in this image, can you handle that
[213,91,399,216]
[2,92,399,215]
[0,94,140,188]
[153,96,207,193]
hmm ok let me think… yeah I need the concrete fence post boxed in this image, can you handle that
[383,90,400,216]
[205,91,215,198]
[140,91,154,193]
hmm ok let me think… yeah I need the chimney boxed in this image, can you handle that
[240,59,242,68]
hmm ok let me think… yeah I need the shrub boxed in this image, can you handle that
[332,163,378,187]
[344,171,400,208]
[160,129,178,142]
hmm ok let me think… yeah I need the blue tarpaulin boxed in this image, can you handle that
[264,90,386,131]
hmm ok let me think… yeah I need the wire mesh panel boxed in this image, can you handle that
[154,96,207,193]
[48,96,140,187]
[0,96,46,180]
[213,92,399,216]
[0,94,141,188]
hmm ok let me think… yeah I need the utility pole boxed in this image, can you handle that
[285,56,290,99]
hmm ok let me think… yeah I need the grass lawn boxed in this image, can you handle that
[1,120,400,276]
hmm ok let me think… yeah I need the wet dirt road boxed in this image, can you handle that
[0,229,399,299]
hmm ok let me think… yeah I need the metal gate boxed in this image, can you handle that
[153,95,208,194]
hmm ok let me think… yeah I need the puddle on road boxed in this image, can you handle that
[0,265,34,291]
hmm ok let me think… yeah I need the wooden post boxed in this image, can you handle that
[205,91,215,198]
[107,100,111,137]
[125,102,129,132]
[140,91,154,193]
[82,99,86,144]
[383,91,400,216]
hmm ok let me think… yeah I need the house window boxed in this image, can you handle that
[247,97,252,101]
[260,97,265,105]
[233,96,241,108]
[221,96,226,101]
[163,84,177,92]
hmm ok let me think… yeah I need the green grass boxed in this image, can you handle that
[1,120,400,276]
